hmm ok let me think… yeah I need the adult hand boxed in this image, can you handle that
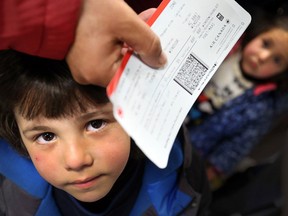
[66,0,166,87]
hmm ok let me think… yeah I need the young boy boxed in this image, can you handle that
[0,50,210,215]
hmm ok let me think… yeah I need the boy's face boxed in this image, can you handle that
[15,103,131,202]
[241,28,288,79]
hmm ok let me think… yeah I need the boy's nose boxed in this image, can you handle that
[259,50,271,62]
[64,140,93,171]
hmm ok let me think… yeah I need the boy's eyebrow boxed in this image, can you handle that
[22,126,52,135]
[77,109,113,122]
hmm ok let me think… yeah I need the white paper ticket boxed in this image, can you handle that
[107,0,251,168]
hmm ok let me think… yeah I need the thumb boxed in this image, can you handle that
[116,5,167,68]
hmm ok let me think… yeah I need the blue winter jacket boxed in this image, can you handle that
[189,88,288,174]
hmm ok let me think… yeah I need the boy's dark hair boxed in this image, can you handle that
[0,50,109,155]
[242,9,288,48]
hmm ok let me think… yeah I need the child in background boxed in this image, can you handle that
[0,50,210,216]
[188,12,288,188]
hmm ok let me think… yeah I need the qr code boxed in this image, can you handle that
[174,53,208,95]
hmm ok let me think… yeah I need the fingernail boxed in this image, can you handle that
[159,52,167,66]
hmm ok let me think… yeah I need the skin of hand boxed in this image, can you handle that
[66,0,167,87]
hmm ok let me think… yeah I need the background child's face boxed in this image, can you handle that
[241,28,288,79]
[15,103,131,202]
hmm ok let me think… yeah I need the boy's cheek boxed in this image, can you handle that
[34,156,41,162]
[31,154,43,166]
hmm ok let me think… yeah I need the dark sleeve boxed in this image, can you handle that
[182,125,212,215]
[0,174,41,215]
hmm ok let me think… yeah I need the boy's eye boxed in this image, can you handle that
[87,119,107,132]
[273,56,282,65]
[36,132,56,144]
[262,39,270,48]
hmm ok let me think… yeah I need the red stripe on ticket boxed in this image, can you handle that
[106,0,171,96]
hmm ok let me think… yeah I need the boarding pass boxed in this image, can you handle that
[107,0,251,168]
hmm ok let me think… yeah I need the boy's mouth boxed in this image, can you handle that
[70,175,104,189]
[243,57,258,72]
[249,59,258,69]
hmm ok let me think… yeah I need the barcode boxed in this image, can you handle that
[174,53,208,95]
